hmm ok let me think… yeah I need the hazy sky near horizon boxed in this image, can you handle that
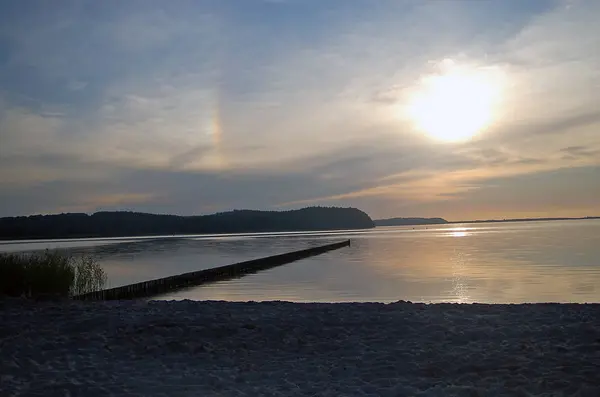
[1,0,599,221]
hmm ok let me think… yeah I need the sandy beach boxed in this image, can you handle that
[1,299,599,396]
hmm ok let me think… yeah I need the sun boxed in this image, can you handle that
[406,64,503,142]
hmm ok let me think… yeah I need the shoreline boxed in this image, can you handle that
[2,300,599,396]
[3,216,599,243]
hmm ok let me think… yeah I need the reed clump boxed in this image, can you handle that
[0,251,106,299]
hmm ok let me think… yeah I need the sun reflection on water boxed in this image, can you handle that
[450,251,472,303]
[451,231,468,238]
[446,227,470,238]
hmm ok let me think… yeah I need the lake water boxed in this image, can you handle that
[1,220,599,303]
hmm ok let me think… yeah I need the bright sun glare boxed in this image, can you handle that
[407,62,503,142]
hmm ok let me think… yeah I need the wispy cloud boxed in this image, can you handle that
[67,80,88,91]
[0,0,599,218]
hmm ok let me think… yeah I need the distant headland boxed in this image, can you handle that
[374,216,599,226]
[0,207,375,241]
[374,217,449,226]
[449,216,600,224]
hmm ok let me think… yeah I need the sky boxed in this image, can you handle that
[0,0,599,221]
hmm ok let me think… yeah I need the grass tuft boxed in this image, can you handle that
[0,251,106,299]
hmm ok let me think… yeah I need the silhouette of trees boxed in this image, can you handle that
[0,207,375,240]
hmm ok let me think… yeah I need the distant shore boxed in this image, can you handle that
[2,207,599,241]
[375,216,600,227]
[2,300,599,396]
[0,207,375,241]
[450,216,600,224]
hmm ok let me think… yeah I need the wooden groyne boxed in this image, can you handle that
[73,240,350,301]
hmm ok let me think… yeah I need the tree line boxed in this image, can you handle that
[0,207,375,240]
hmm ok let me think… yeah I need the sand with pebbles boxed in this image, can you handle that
[1,299,599,396]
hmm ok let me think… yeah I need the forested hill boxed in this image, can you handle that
[0,207,375,240]
[374,217,449,226]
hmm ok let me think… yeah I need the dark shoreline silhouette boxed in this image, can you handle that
[449,216,600,224]
[0,207,374,241]
[374,216,599,227]
[374,217,448,226]
[2,208,597,241]
[373,216,600,226]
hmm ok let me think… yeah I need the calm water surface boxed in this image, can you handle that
[1,220,599,303]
